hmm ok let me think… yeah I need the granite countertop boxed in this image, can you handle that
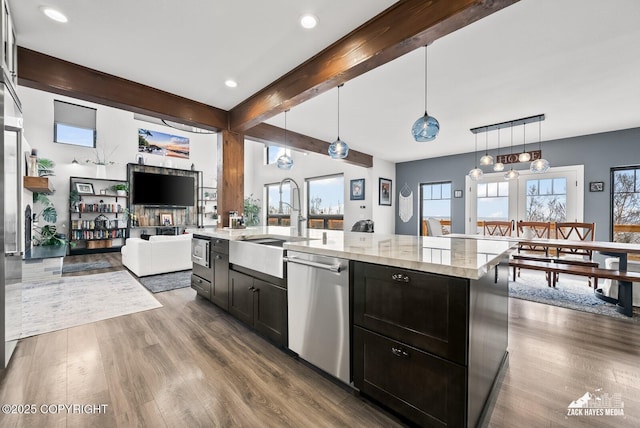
[187,227,515,280]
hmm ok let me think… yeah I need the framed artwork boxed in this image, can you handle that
[160,213,174,226]
[75,182,94,195]
[350,178,365,201]
[379,178,392,206]
[589,181,604,192]
[138,128,190,159]
[454,189,463,198]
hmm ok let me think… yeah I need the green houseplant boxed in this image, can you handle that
[244,194,261,226]
[110,183,129,195]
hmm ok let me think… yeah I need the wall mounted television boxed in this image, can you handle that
[131,171,195,206]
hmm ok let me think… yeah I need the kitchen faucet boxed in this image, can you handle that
[279,177,306,236]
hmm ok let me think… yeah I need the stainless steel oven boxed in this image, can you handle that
[191,237,210,268]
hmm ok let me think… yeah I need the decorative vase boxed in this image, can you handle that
[96,164,106,179]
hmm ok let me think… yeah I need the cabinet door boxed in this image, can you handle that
[211,251,229,310]
[252,279,287,347]
[353,326,466,428]
[228,270,254,326]
[353,261,468,365]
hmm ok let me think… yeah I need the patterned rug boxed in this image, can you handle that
[62,260,112,273]
[510,270,639,321]
[137,270,192,293]
[14,270,162,339]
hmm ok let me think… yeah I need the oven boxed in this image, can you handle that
[191,237,210,268]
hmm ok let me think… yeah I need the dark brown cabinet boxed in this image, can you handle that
[353,261,468,365]
[352,259,509,428]
[353,326,465,428]
[229,270,287,347]
[192,236,230,310]
[190,274,211,300]
[211,251,229,310]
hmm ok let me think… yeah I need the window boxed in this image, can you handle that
[265,182,291,226]
[53,100,97,147]
[265,146,291,165]
[420,182,451,235]
[612,166,640,244]
[477,181,510,221]
[524,177,567,222]
[306,175,344,230]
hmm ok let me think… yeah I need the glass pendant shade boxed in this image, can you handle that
[469,167,483,181]
[277,152,294,170]
[530,158,550,173]
[328,137,349,159]
[480,154,494,166]
[493,162,505,172]
[412,113,440,142]
[504,168,519,180]
[518,152,531,162]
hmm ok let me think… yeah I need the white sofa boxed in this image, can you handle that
[601,257,640,306]
[121,233,192,277]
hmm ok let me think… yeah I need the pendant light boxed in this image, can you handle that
[479,128,493,165]
[277,109,294,170]
[328,84,349,159]
[468,133,483,181]
[504,123,519,180]
[518,122,531,162]
[493,128,505,171]
[412,45,439,142]
[530,119,550,173]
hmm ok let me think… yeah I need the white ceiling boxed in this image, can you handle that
[10,0,640,164]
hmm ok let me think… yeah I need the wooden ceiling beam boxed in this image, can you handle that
[229,0,519,132]
[245,123,373,168]
[17,47,228,132]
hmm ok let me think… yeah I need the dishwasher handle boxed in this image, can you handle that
[283,256,342,273]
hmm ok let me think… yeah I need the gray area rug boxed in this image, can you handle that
[137,270,192,293]
[510,270,639,322]
[13,270,162,339]
[62,260,112,273]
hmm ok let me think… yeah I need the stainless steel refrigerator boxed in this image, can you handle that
[1,80,22,368]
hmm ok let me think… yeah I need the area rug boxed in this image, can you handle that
[510,270,639,321]
[18,270,162,338]
[137,270,192,293]
[62,260,112,273]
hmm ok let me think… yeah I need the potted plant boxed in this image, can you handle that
[244,194,261,227]
[69,189,80,212]
[110,183,128,196]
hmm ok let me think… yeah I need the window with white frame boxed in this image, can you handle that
[54,100,97,147]
[306,174,344,230]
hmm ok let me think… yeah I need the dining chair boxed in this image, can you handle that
[516,221,551,255]
[554,222,596,286]
[483,221,513,236]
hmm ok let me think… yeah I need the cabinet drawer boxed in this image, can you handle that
[353,326,466,428]
[353,261,468,364]
[212,251,229,310]
[193,262,213,282]
[211,238,229,254]
[191,274,211,300]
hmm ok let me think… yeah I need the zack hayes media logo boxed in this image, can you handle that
[567,388,624,417]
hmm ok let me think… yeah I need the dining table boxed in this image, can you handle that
[447,233,640,316]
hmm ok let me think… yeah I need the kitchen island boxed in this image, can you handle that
[189,227,514,427]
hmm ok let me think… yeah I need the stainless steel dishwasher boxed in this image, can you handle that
[284,251,350,384]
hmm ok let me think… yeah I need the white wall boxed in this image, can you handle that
[18,86,217,237]
[244,140,396,234]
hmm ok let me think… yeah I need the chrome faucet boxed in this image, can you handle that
[279,177,306,236]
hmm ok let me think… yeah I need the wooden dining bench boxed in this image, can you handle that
[509,258,640,316]
[512,254,600,288]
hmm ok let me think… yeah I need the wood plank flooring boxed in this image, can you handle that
[0,254,639,427]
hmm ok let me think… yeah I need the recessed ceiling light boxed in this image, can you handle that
[300,14,318,29]
[225,79,238,88]
[40,6,68,23]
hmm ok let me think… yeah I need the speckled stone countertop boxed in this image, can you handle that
[188,227,515,280]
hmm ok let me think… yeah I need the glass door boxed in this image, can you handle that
[466,165,583,234]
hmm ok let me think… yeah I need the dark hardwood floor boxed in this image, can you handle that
[1,254,639,427]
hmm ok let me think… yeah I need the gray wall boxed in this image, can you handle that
[396,126,640,242]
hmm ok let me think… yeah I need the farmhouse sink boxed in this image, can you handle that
[229,235,315,278]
